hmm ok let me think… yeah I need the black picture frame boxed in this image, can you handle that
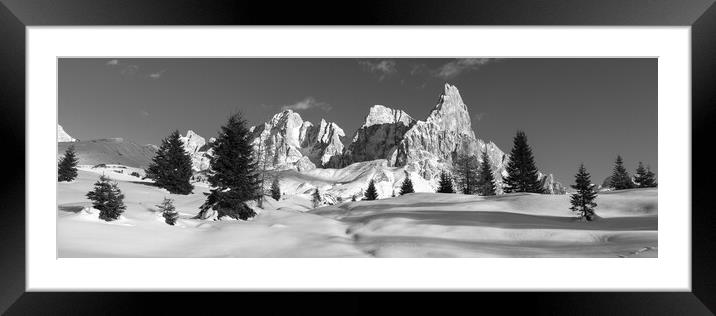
[1,0,715,314]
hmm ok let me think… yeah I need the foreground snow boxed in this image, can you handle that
[58,169,656,258]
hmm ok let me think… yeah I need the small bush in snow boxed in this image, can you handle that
[157,197,179,225]
[130,171,141,177]
[86,175,126,221]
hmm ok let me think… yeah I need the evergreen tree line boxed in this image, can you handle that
[608,155,657,190]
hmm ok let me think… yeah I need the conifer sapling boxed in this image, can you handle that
[609,155,634,190]
[475,149,497,196]
[86,175,126,221]
[364,179,379,200]
[58,145,79,182]
[399,173,415,195]
[157,197,179,225]
[503,131,545,193]
[569,164,598,221]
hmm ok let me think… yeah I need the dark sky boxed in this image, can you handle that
[58,58,657,183]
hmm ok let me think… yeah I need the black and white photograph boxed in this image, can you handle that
[56,58,657,258]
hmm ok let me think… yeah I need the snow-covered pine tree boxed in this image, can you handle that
[642,165,657,188]
[503,131,546,193]
[437,171,455,193]
[569,164,598,221]
[399,173,415,195]
[145,130,194,195]
[157,197,179,225]
[270,177,281,201]
[609,155,634,190]
[197,113,259,220]
[312,188,321,208]
[453,153,479,194]
[86,175,126,221]
[476,150,497,196]
[58,145,79,182]
[364,179,379,200]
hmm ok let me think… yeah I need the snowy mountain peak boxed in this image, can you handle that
[57,124,77,142]
[426,83,474,137]
[364,105,414,128]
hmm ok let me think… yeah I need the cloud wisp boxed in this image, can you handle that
[433,58,496,79]
[106,59,166,80]
[148,70,166,80]
[358,59,397,81]
[281,97,332,112]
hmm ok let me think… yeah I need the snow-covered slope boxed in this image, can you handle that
[311,189,657,257]
[57,124,77,142]
[57,138,157,168]
[57,168,657,258]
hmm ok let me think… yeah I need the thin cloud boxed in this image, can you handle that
[281,97,332,112]
[106,59,119,66]
[120,64,140,76]
[140,110,150,119]
[148,70,166,80]
[358,59,397,81]
[433,58,496,79]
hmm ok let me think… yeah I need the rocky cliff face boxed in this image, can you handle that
[174,84,564,194]
[249,110,345,171]
[57,124,77,142]
[329,105,415,167]
[179,130,213,172]
[333,84,508,184]
[328,83,563,194]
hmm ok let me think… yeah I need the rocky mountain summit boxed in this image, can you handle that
[248,110,345,172]
[174,83,564,194]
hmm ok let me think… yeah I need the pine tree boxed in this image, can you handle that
[197,113,259,220]
[399,174,415,195]
[58,145,79,182]
[633,161,647,188]
[86,175,126,221]
[476,150,497,196]
[642,165,657,188]
[351,194,357,202]
[437,171,455,193]
[503,131,546,193]
[454,153,479,194]
[609,155,634,190]
[270,177,281,201]
[569,164,598,221]
[157,197,179,226]
[312,188,322,208]
[364,179,379,200]
[145,130,194,195]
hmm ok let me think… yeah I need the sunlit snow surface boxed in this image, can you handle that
[58,168,656,258]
